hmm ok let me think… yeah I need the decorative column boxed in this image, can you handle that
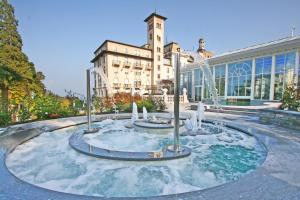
[224,64,228,99]
[270,54,276,100]
[250,58,256,100]
[191,70,195,101]
[295,51,299,88]
[201,71,205,100]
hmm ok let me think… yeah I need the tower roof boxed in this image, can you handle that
[144,12,167,22]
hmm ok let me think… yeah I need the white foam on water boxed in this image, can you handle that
[85,120,172,152]
[0,128,6,135]
[6,119,266,198]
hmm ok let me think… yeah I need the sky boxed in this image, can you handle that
[10,0,300,96]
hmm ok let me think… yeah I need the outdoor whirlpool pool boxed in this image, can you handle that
[6,119,267,198]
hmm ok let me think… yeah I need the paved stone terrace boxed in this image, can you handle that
[0,112,300,199]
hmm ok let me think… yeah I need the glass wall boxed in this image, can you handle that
[214,65,226,96]
[180,72,192,98]
[274,52,296,100]
[203,78,210,98]
[194,68,202,101]
[182,73,188,95]
[298,53,300,98]
[254,56,272,100]
[228,60,252,97]
[187,71,193,99]
[203,67,214,99]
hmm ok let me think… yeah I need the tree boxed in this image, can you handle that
[0,64,22,111]
[0,0,44,114]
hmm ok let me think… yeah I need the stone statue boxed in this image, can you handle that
[197,38,214,59]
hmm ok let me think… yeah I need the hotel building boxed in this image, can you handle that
[91,12,299,103]
[91,13,179,97]
[181,36,300,103]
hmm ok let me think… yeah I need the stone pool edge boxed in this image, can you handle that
[1,113,300,200]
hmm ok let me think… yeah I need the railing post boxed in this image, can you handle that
[85,68,99,133]
[86,69,92,131]
[173,53,180,152]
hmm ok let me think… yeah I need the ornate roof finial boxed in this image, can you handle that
[291,26,296,37]
[198,38,205,51]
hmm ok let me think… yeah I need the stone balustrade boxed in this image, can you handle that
[259,109,300,130]
[142,88,189,104]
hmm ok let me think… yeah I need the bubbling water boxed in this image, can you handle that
[131,102,139,124]
[197,102,205,129]
[6,119,266,198]
[143,106,148,121]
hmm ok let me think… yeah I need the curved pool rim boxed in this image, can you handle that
[1,114,270,199]
[69,130,192,161]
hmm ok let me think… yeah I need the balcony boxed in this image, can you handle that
[112,60,121,67]
[145,64,152,71]
[113,83,122,89]
[133,62,143,70]
[145,85,152,90]
[134,81,142,90]
[124,84,132,89]
[123,61,131,68]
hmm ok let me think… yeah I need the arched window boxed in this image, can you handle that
[228,60,252,96]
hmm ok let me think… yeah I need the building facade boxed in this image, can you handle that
[90,12,299,103]
[181,36,300,103]
[91,13,177,97]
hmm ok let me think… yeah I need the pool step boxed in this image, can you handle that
[188,104,258,116]
[206,108,257,116]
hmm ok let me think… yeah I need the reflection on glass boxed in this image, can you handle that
[179,73,184,95]
[180,72,192,98]
[194,69,202,101]
[215,65,225,96]
[298,55,300,98]
[204,67,213,99]
[254,56,272,100]
[274,52,295,100]
[187,71,192,99]
[228,60,252,96]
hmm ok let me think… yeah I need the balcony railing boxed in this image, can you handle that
[133,62,143,69]
[145,64,152,71]
[113,83,122,89]
[123,61,131,68]
[112,60,121,67]
[124,84,132,89]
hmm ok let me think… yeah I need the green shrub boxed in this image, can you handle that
[154,99,166,111]
[281,86,300,111]
[93,96,113,113]
[71,98,84,115]
[92,94,167,113]
[32,94,75,119]
[18,106,31,122]
[137,99,155,112]
[118,102,132,112]
[0,112,10,126]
